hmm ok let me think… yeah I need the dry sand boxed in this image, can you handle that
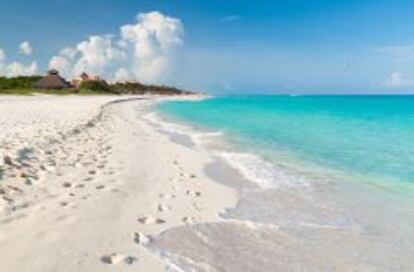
[0,95,237,271]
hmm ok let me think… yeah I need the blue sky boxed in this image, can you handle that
[1,0,414,94]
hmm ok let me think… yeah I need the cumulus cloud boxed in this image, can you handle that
[49,56,72,76]
[379,46,414,88]
[59,47,78,59]
[70,35,126,77]
[19,41,33,55]
[48,11,183,83]
[384,71,414,87]
[0,47,38,77]
[4,62,38,77]
[47,47,79,76]
[114,68,130,82]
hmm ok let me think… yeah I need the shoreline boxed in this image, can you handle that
[0,95,238,271]
[1,95,414,271]
[149,98,414,271]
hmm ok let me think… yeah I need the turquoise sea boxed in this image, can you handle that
[151,95,414,271]
[157,95,414,191]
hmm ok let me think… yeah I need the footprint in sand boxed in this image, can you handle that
[186,190,201,197]
[137,216,166,224]
[134,232,151,245]
[193,202,202,211]
[106,170,115,176]
[124,256,138,265]
[182,216,196,224]
[157,204,171,212]
[101,253,125,264]
[179,172,196,179]
[62,182,72,188]
[159,193,176,199]
[96,185,105,190]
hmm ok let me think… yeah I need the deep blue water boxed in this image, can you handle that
[157,95,414,187]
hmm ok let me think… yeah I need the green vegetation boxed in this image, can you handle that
[110,82,193,95]
[0,76,66,95]
[0,76,42,91]
[79,80,115,94]
[0,75,195,96]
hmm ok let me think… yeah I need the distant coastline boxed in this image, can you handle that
[0,71,198,96]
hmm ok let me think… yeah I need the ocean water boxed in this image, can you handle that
[157,95,414,190]
[149,95,414,271]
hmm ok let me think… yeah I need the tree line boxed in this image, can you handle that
[0,76,195,95]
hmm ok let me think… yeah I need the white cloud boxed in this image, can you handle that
[379,45,414,88]
[114,68,131,82]
[59,47,78,59]
[3,61,38,77]
[48,11,184,83]
[384,71,414,87]
[72,35,126,77]
[48,56,72,76]
[0,47,38,77]
[19,41,33,56]
[120,11,183,82]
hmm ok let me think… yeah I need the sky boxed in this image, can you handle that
[1,0,414,94]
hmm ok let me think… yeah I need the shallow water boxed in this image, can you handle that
[150,96,414,271]
[158,95,414,189]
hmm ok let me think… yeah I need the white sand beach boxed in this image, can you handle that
[2,95,413,272]
[0,95,237,271]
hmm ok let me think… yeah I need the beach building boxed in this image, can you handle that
[34,69,71,89]
[80,72,90,81]
[72,72,103,88]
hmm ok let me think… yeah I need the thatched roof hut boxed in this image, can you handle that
[34,70,71,89]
